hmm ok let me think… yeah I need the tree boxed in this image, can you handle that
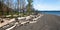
[17,0,20,16]
[1,0,4,15]
[26,0,33,14]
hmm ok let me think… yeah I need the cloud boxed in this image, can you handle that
[33,4,60,11]
[33,0,60,11]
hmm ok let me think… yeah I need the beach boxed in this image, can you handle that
[0,14,43,30]
[0,14,60,30]
[11,14,60,30]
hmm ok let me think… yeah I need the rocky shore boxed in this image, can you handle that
[11,14,60,30]
[0,14,43,30]
[0,14,60,30]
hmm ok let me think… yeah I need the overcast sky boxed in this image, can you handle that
[33,0,60,11]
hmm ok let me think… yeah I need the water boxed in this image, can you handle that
[40,11,60,16]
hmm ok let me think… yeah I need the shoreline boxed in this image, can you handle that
[0,14,43,28]
[0,14,60,30]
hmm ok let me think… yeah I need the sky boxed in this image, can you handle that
[1,0,60,11]
[33,0,60,11]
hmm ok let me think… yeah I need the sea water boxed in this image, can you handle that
[40,11,60,16]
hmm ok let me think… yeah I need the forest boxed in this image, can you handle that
[0,0,35,18]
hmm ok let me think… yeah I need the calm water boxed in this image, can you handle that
[40,11,60,16]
